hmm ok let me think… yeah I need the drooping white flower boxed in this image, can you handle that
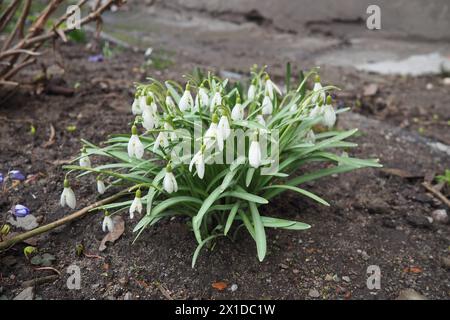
[129,189,143,219]
[248,84,256,101]
[60,179,76,209]
[322,104,336,128]
[79,149,91,168]
[265,77,281,100]
[312,75,325,104]
[209,91,222,113]
[217,115,231,143]
[165,95,176,111]
[249,139,262,168]
[305,130,316,144]
[198,86,209,108]
[164,122,177,142]
[231,102,244,121]
[261,95,273,115]
[102,214,114,233]
[256,114,266,127]
[179,85,193,112]
[163,166,178,194]
[142,105,157,130]
[153,131,169,152]
[189,150,205,179]
[97,179,106,194]
[132,97,142,115]
[309,103,322,118]
[204,116,219,149]
[127,126,145,159]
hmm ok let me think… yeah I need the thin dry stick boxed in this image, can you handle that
[422,182,450,208]
[0,189,129,251]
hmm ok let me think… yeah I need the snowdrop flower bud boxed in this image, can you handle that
[218,115,231,141]
[129,189,143,219]
[309,103,322,118]
[265,75,281,100]
[322,96,336,128]
[128,125,145,159]
[248,82,256,101]
[97,177,106,194]
[60,178,76,209]
[142,104,157,131]
[231,97,244,121]
[204,114,219,149]
[179,83,193,112]
[189,148,205,179]
[261,94,273,115]
[79,148,91,168]
[132,97,142,115]
[305,130,316,144]
[198,84,209,108]
[249,135,262,168]
[163,165,178,194]
[102,211,114,233]
[312,75,325,104]
[153,131,169,152]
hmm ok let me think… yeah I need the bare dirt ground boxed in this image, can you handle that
[0,1,449,300]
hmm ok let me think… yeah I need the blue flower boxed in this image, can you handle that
[14,204,30,217]
[88,54,104,62]
[10,170,25,181]
[0,172,3,184]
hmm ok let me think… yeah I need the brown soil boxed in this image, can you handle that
[0,3,449,300]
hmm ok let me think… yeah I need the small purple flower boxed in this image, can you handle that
[0,172,3,184]
[14,204,30,217]
[88,54,104,63]
[10,170,25,181]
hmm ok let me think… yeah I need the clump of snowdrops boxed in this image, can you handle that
[61,66,381,266]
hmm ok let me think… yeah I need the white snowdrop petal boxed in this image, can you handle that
[97,180,106,194]
[249,141,262,168]
[262,96,273,115]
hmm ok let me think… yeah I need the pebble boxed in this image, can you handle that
[325,274,334,281]
[357,250,370,261]
[443,77,450,86]
[441,256,450,270]
[230,284,238,292]
[13,287,34,300]
[431,209,448,224]
[124,292,133,300]
[406,214,432,229]
[425,83,433,90]
[308,288,320,298]
[396,289,427,300]
[342,276,351,283]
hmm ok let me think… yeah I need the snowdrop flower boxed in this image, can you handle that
[248,82,256,101]
[165,94,176,111]
[217,115,231,144]
[309,103,322,118]
[209,91,222,113]
[256,114,266,127]
[231,97,244,121]
[142,103,158,131]
[163,165,178,194]
[97,177,106,194]
[312,75,325,104]
[179,83,193,112]
[204,114,219,149]
[79,148,91,168]
[129,189,143,219]
[198,84,209,108]
[261,94,273,115]
[265,75,281,99]
[102,211,114,233]
[249,135,262,168]
[128,125,145,159]
[305,130,316,144]
[131,97,142,115]
[14,204,30,218]
[164,122,177,142]
[322,96,336,128]
[153,131,169,152]
[189,148,205,179]
[60,178,76,209]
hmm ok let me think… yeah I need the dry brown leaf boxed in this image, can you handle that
[99,216,125,251]
[403,266,423,274]
[380,168,423,179]
[212,281,228,291]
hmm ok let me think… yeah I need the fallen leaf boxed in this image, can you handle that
[212,281,228,291]
[380,168,423,179]
[363,83,378,97]
[403,266,423,273]
[8,215,39,231]
[99,216,125,251]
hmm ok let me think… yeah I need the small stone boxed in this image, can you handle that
[8,215,39,230]
[406,214,432,229]
[292,269,300,274]
[441,256,450,270]
[124,292,133,300]
[367,199,389,215]
[230,284,238,292]
[13,287,34,300]
[425,83,433,90]
[325,274,333,281]
[431,209,448,224]
[360,250,370,261]
[308,288,320,298]
[279,263,289,269]
[396,289,427,300]
[363,83,378,96]
[342,276,351,283]
[332,274,340,282]
[443,77,450,86]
